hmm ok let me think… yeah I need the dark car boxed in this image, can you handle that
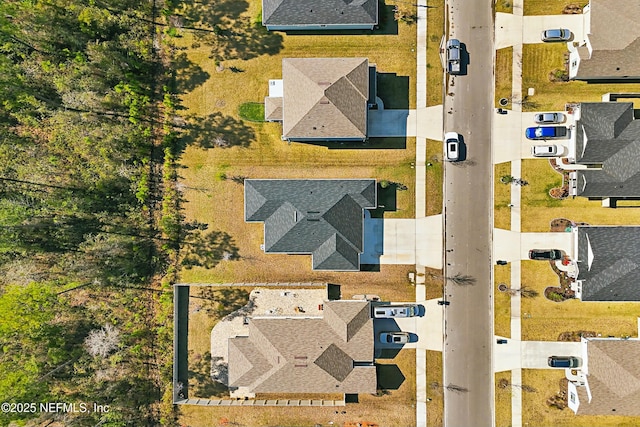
[525,126,568,140]
[548,356,581,368]
[528,249,563,260]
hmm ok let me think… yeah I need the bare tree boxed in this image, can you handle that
[213,135,229,148]
[84,324,121,358]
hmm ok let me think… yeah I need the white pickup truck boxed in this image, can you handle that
[446,39,462,75]
[373,305,419,318]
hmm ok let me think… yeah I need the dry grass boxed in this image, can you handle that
[520,262,639,341]
[520,159,640,232]
[178,349,417,427]
[521,44,640,112]
[523,0,583,15]
[424,268,444,300]
[496,0,514,13]
[494,162,512,230]
[178,0,416,118]
[495,371,512,427]
[426,0,444,106]
[521,369,640,426]
[495,47,513,108]
[426,139,444,216]
[494,264,511,338]
[426,350,443,427]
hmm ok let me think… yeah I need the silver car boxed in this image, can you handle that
[541,28,571,42]
[534,112,565,124]
[531,145,558,157]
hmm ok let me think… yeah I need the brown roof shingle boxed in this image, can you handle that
[577,339,640,415]
[227,300,375,394]
[282,58,369,140]
[575,0,640,79]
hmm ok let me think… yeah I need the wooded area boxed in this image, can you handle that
[0,0,183,425]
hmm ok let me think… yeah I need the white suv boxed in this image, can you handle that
[444,132,460,162]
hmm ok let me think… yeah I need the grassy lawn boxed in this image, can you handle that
[238,102,265,122]
[494,162,511,230]
[494,264,511,338]
[495,371,512,427]
[520,262,639,341]
[520,159,640,232]
[522,369,640,426]
[496,0,514,14]
[426,0,444,106]
[495,47,513,108]
[523,0,584,15]
[426,350,443,427]
[425,268,444,300]
[426,139,444,215]
[521,44,640,112]
[179,349,417,427]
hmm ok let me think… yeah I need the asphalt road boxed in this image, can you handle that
[442,1,495,426]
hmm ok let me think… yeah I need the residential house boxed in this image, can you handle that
[265,57,377,142]
[227,300,376,396]
[568,102,640,203]
[567,337,640,415]
[244,179,377,271]
[572,225,640,301]
[568,0,640,81]
[262,0,378,31]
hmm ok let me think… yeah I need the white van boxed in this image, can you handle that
[373,305,418,318]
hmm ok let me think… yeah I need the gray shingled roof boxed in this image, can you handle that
[576,226,640,301]
[575,339,640,415]
[281,58,370,140]
[245,179,376,271]
[574,0,640,79]
[227,300,376,394]
[574,103,640,198]
[263,0,378,27]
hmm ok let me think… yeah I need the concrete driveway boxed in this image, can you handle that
[522,15,585,45]
[368,109,416,137]
[494,339,582,372]
[373,300,444,352]
[493,230,574,262]
[495,13,585,49]
[493,111,576,162]
[361,218,417,265]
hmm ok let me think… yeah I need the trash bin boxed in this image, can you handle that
[496,260,508,265]
[497,339,508,344]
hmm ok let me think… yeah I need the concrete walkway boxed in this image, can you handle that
[493,6,587,427]
[415,1,429,426]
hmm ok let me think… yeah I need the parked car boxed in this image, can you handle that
[373,305,418,318]
[528,249,563,260]
[548,356,581,368]
[446,39,462,75]
[541,29,571,42]
[379,332,410,344]
[525,126,568,140]
[531,145,559,157]
[534,112,565,124]
[444,132,460,161]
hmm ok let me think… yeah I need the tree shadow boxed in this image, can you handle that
[178,0,284,61]
[376,364,405,390]
[181,229,240,270]
[192,287,251,319]
[177,112,256,150]
[189,351,229,398]
[172,51,211,94]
